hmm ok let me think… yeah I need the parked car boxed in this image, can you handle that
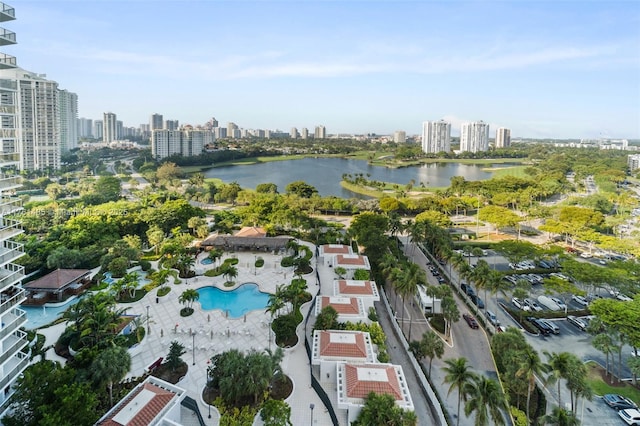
[524,298,543,312]
[550,297,567,311]
[617,293,633,302]
[618,408,640,425]
[603,394,638,410]
[572,294,589,306]
[471,295,484,309]
[463,313,479,329]
[567,315,587,331]
[528,317,552,335]
[460,283,469,294]
[512,297,530,311]
[539,319,560,334]
[485,311,500,327]
[580,252,593,258]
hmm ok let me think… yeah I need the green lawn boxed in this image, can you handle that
[486,165,529,178]
[586,362,640,404]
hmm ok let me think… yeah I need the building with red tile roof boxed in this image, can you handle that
[315,296,368,323]
[95,376,185,426]
[319,244,353,266]
[333,280,380,302]
[333,254,370,271]
[337,363,414,423]
[312,330,376,382]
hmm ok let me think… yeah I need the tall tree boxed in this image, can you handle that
[90,346,131,407]
[515,348,547,422]
[443,357,474,426]
[463,374,508,426]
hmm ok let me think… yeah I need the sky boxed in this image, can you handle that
[10,0,640,139]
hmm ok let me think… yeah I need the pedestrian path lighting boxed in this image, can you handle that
[192,331,196,365]
[310,403,315,425]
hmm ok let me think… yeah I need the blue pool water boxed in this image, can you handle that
[104,270,151,288]
[201,258,213,265]
[21,297,81,330]
[197,283,270,318]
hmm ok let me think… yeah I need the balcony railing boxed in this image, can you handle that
[0,217,21,240]
[0,53,16,69]
[0,28,15,46]
[0,307,25,340]
[0,240,22,266]
[0,174,19,191]
[0,78,16,90]
[0,263,24,292]
[0,330,28,366]
[0,196,21,215]
[0,287,23,315]
[0,3,14,23]
[0,353,29,394]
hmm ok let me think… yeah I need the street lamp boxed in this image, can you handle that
[192,331,196,365]
[206,359,212,418]
[146,305,150,334]
[254,255,257,275]
[310,403,315,425]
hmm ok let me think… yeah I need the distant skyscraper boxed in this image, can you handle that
[460,121,489,153]
[290,127,298,139]
[207,117,218,128]
[394,131,406,143]
[421,120,451,154]
[103,112,117,143]
[495,127,511,148]
[152,128,210,159]
[116,120,123,140]
[314,125,326,139]
[227,122,238,139]
[164,119,179,131]
[301,128,308,139]
[93,120,103,139]
[58,90,78,152]
[78,118,93,138]
[150,113,163,131]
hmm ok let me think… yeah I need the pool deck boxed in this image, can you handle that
[69,241,332,426]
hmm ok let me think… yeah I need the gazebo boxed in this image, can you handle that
[23,269,91,304]
[200,234,292,252]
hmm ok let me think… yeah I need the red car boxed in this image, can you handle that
[463,313,479,329]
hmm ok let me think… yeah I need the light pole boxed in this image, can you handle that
[309,403,314,425]
[192,331,196,365]
[254,255,257,275]
[146,305,150,334]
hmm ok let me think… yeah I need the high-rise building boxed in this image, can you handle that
[628,154,640,171]
[314,125,326,139]
[0,67,62,170]
[150,113,163,131]
[227,122,238,139]
[460,121,489,153]
[58,89,78,152]
[421,120,451,154]
[164,119,179,131]
[151,128,211,159]
[301,128,308,140]
[495,127,511,148]
[93,120,103,139]
[78,118,93,138]
[394,131,406,143]
[290,127,298,139]
[0,2,30,416]
[103,112,117,143]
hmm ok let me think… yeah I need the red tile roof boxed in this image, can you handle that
[319,331,367,358]
[321,244,352,254]
[336,254,367,266]
[344,364,403,400]
[97,382,176,426]
[234,226,267,237]
[337,280,375,296]
[321,296,361,314]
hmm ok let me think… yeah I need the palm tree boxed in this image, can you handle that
[223,265,238,284]
[544,351,572,409]
[592,333,615,378]
[90,346,131,407]
[421,331,445,377]
[443,357,474,426]
[541,406,580,426]
[266,286,286,319]
[464,374,507,426]
[208,248,223,266]
[516,348,548,422]
[179,288,200,310]
[401,263,426,341]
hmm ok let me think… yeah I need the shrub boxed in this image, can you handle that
[180,307,194,317]
[367,307,378,322]
[255,257,264,268]
[510,407,528,426]
[157,287,171,297]
[429,315,446,334]
[377,350,390,363]
[281,256,295,267]
[354,269,370,280]
[272,314,299,347]
[139,259,152,271]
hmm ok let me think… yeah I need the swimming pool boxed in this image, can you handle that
[104,270,151,288]
[21,297,81,330]
[197,283,270,318]
[201,258,213,265]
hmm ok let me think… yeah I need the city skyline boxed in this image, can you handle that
[13,1,640,139]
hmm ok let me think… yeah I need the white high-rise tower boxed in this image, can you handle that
[421,120,451,154]
[495,127,511,148]
[460,121,489,153]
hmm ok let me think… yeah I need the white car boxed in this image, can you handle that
[539,319,560,334]
[572,295,589,307]
[617,294,633,302]
[618,408,640,425]
[512,297,530,311]
[580,252,593,258]
[550,297,567,311]
[524,298,543,312]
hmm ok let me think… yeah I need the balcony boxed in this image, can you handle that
[0,174,19,191]
[0,240,22,266]
[0,53,15,69]
[0,263,23,292]
[0,352,29,399]
[0,329,28,366]
[0,217,21,240]
[0,2,14,22]
[0,196,21,215]
[0,307,25,339]
[0,28,15,46]
[0,287,23,315]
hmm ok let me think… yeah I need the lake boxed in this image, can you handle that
[204,157,516,198]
